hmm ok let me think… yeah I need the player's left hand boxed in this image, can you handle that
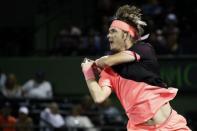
[95,55,109,68]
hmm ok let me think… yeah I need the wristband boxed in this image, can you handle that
[82,65,95,80]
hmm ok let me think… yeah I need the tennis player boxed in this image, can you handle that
[81,5,191,131]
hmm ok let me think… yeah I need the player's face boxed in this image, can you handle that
[107,27,126,52]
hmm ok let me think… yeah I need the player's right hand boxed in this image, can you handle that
[81,58,95,80]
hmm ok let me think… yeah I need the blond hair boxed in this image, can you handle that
[115,5,147,37]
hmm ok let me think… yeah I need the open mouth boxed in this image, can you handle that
[108,39,113,44]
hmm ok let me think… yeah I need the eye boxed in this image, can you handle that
[109,28,117,34]
[111,29,117,33]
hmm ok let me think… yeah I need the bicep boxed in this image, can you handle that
[101,85,112,99]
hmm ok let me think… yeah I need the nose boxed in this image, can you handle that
[107,33,111,39]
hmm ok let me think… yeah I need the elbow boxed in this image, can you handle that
[93,97,106,104]
[103,61,113,67]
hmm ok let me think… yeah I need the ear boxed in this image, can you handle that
[122,32,128,41]
[125,33,132,42]
[123,32,127,39]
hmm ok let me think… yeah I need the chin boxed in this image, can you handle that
[110,49,119,54]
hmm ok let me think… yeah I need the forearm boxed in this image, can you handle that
[81,58,111,103]
[85,79,110,103]
[86,79,106,103]
[96,51,138,68]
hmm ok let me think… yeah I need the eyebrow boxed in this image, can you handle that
[109,28,117,33]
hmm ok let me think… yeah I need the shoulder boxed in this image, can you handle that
[131,42,156,59]
[42,81,52,88]
[24,80,35,86]
[132,42,154,52]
